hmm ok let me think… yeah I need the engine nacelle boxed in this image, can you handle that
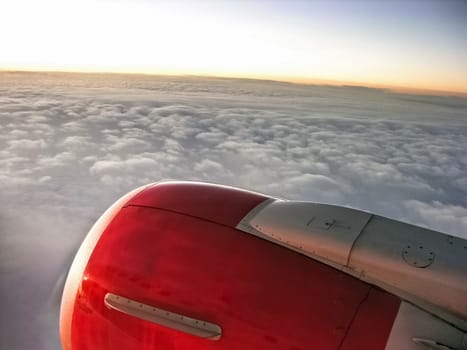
[60,181,466,350]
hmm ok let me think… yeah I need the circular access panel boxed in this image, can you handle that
[402,244,435,268]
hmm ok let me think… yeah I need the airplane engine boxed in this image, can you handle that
[60,181,467,350]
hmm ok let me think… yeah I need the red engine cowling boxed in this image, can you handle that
[60,181,400,350]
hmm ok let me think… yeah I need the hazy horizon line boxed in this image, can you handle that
[2,67,467,98]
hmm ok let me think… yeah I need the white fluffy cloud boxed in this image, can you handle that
[1,71,467,350]
[7,138,47,150]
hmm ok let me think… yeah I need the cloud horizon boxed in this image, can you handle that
[1,71,467,350]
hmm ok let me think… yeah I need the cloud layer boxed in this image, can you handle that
[1,72,467,349]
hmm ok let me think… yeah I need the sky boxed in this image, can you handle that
[1,72,467,349]
[0,0,466,93]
